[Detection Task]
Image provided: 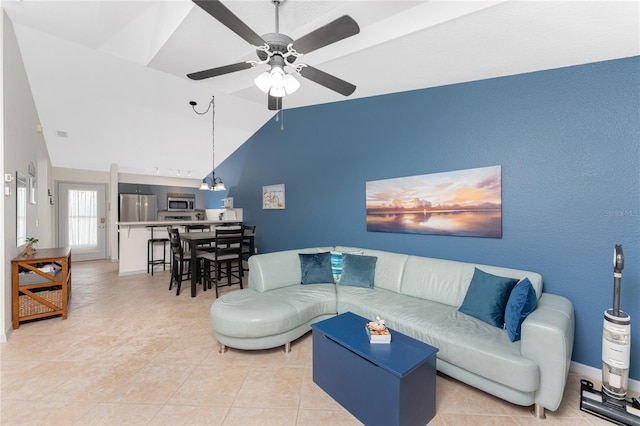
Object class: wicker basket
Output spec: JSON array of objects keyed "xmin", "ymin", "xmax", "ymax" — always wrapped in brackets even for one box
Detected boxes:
[{"xmin": 18, "ymin": 290, "xmax": 62, "ymax": 317}]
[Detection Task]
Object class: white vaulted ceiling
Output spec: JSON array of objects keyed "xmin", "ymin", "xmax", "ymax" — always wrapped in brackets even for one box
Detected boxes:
[{"xmin": 4, "ymin": 0, "xmax": 639, "ymax": 180}]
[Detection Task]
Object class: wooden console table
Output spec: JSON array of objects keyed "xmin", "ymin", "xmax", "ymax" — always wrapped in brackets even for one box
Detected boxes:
[{"xmin": 11, "ymin": 247, "xmax": 72, "ymax": 329}]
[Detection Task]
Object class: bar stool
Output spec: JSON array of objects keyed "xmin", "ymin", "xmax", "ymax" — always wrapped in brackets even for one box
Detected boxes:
[{"xmin": 147, "ymin": 225, "xmax": 170, "ymax": 276}]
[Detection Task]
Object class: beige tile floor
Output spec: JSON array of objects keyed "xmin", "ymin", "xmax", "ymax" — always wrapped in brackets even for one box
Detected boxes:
[{"xmin": 0, "ymin": 260, "xmax": 628, "ymax": 425}]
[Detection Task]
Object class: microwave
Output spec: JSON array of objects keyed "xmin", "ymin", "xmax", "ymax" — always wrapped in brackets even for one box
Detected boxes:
[{"xmin": 167, "ymin": 193, "xmax": 195, "ymax": 211}]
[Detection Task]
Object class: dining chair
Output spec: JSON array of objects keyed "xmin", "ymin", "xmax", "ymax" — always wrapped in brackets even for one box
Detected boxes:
[
  {"xmin": 167, "ymin": 227, "xmax": 206, "ymax": 296},
  {"xmin": 241, "ymin": 225, "xmax": 256, "ymax": 274},
  {"xmin": 210, "ymin": 224, "xmax": 241, "ymax": 250},
  {"xmin": 184, "ymin": 223, "xmax": 213, "ymax": 250},
  {"xmin": 201, "ymin": 228, "xmax": 244, "ymax": 297},
  {"xmin": 215, "ymin": 224, "xmax": 248, "ymax": 275}
]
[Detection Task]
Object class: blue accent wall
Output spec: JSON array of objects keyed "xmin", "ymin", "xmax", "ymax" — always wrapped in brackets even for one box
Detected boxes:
[{"xmin": 209, "ymin": 57, "xmax": 640, "ymax": 379}]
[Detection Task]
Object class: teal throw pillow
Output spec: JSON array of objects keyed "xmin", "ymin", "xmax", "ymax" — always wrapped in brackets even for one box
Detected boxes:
[
  {"xmin": 504, "ymin": 278, "xmax": 537, "ymax": 342},
  {"xmin": 329, "ymin": 250, "xmax": 364, "ymax": 283},
  {"xmin": 338, "ymin": 254, "xmax": 377, "ymax": 288},
  {"xmin": 330, "ymin": 251, "xmax": 343, "ymax": 283},
  {"xmin": 299, "ymin": 252, "xmax": 334, "ymax": 284},
  {"xmin": 458, "ymin": 268, "xmax": 518, "ymax": 328}
]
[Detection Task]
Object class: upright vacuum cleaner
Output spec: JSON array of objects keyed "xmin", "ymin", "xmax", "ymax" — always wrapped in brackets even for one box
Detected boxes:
[{"xmin": 580, "ymin": 244, "xmax": 640, "ymax": 425}]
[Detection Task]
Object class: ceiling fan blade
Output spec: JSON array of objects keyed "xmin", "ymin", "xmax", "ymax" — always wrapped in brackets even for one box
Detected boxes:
[
  {"xmin": 187, "ymin": 62, "xmax": 253, "ymax": 80},
  {"xmin": 193, "ymin": 0, "xmax": 266, "ymax": 47},
  {"xmin": 268, "ymin": 94, "xmax": 283, "ymax": 111},
  {"xmin": 291, "ymin": 15, "xmax": 360, "ymax": 55},
  {"xmin": 298, "ymin": 65, "xmax": 356, "ymax": 96}
]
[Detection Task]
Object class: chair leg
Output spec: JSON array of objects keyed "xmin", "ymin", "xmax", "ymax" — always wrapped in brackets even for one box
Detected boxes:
[
  {"xmin": 214, "ymin": 262, "xmax": 220, "ymax": 298},
  {"xmin": 202, "ymin": 259, "xmax": 207, "ymax": 292},
  {"xmin": 175, "ymin": 260, "xmax": 183, "ymax": 296},
  {"xmin": 169, "ymin": 258, "xmax": 176, "ymax": 290},
  {"xmin": 202, "ymin": 259, "xmax": 210, "ymax": 290},
  {"xmin": 208, "ymin": 263, "xmax": 213, "ymax": 290}
]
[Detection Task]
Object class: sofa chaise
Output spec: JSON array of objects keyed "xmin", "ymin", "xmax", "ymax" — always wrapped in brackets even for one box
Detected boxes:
[{"xmin": 209, "ymin": 246, "xmax": 575, "ymax": 417}]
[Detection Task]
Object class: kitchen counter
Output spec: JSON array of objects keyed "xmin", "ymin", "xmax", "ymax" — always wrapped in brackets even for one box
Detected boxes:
[
  {"xmin": 118, "ymin": 219, "xmax": 236, "ymax": 228},
  {"xmin": 117, "ymin": 219, "xmax": 241, "ymax": 276}
]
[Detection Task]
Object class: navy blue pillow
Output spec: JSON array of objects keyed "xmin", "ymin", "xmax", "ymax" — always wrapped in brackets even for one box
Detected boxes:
[
  {"xmin": 504, "ymin": 278, "xmax": 537, "ymax": 341},
  {"xmin": 338, "ymin": 254, "xmax": 377, "ymax": 288},
  {"xmin": 458, "ymin": 268, "xmax": 518, "ymax": 328},
  {"xmin": 299, "ymin": 252, "xmax": 334, "ymax": 284}
]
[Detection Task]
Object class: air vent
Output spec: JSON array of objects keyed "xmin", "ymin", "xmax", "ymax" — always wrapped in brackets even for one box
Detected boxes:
[{"xmin": 56, "ymin": 130, "xmax": 68, "ymax": 138}]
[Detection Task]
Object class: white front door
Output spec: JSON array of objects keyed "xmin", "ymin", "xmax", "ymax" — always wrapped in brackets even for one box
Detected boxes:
[{"xmin": 57, "ymin": 182, "xmax": 108, "ymax": 261}]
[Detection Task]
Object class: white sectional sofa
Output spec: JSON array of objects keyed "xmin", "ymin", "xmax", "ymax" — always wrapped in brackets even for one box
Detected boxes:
[{"xmin": 209, "ymin": 246, "xmax": 575, "ymax": 417}]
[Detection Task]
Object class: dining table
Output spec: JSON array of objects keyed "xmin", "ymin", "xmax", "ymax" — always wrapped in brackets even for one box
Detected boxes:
[{"xmin": 179, "ymin": 230, "xmax": 254, "ymax": 297}]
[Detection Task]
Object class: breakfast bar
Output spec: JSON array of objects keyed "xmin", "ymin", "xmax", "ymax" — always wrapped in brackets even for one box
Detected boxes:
[{"xmin": 117, "ymin": 219, "xmax": 240, "ymax": 276}]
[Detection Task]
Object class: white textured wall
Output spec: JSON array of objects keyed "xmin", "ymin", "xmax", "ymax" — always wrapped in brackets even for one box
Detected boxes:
[{"xmin": 2, "ymin": 11, "xmax": 52, "ymax": 340}]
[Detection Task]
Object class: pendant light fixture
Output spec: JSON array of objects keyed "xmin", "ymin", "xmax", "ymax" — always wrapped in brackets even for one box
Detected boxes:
[{"xmin": 190, "ymin": 96, "xmax": 226, "ymax": 191}]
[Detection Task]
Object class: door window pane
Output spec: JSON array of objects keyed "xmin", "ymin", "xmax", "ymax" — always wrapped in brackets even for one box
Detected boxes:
[{"xmin": 68, "ymin": 190, "xmax": 97, "ymax": 250}]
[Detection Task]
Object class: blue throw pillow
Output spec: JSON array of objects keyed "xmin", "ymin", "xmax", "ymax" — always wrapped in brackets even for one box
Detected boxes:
[
  {"xmin": 330, "ymin": 251, "xmax": 344, "ymax": 283},
  {"xmin": 299, "ymin": 252, "xmax": 334, "ymax": 284},
  {"xmin": 338, "ymin": 254, "xmax": 377, "ymax": 288},
  {"xmin": 330, "ymin": 250, "xmax": 364, "ymax": 283},
  {"xmin": 504, "ymin": 278, "xmax": 537, "ymax": 342},
  {"xmin": 458, "ymin": 268, "xmax": 518, "ymax": 328}
]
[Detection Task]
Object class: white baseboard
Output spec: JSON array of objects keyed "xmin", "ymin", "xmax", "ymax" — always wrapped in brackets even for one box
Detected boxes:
[
  {"xmin": 0, "ymin": 325, "xmax": 12, "ymax": 343},
  {"xmin": 571, "ymin": 361, "xmax": 640, "ymax": 394}
]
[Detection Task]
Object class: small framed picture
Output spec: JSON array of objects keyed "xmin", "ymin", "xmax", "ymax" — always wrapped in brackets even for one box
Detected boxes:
[{"xmin": 263, "ymin": 184, "xmax": 285, "ymax": 209}]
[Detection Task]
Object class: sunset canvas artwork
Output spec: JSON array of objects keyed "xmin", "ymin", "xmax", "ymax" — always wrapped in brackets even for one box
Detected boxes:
[{"xmin": 366, "ymin": 165, "xmax": 502, "ymax": 238}]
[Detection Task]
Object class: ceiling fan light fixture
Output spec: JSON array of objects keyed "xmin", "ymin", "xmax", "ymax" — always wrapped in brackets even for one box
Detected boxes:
[
  {"xmin": 259, "ymin": 66, "xmax": 299, "ymax": 98},
  {"xmin": 269, "ymin": 85, "xmax": 286, "ymax": 98},
  {"xmin": 188, "ymin": 1, "xmax": 360, "ymax": 108},
  {"xmin": 268, "ymin": 65, "xmax": 286, "ymax": 89},
  {"xmin": 284, "ymin": 73, "xmax": 300, "ymax": 94},
  {"xmin": 254, "ymin": 71, "xmax": 271, "ymax": 93}
]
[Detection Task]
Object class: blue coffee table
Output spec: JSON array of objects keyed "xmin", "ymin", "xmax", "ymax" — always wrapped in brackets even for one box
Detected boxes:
[{"xmin": 311, "ymin": 312, "xmax": 439, "ymax": 426}]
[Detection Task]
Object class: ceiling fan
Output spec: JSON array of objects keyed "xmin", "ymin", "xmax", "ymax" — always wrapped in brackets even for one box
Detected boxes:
[{"xmin": 187, "ymin": 0, "xmax": 360, "ymax": 110}]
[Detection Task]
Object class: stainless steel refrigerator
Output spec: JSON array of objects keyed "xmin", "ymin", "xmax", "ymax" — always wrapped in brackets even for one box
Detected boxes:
[{"xmin": 119, "ymin": 194, "xmax": 157, "ymax": 222}]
